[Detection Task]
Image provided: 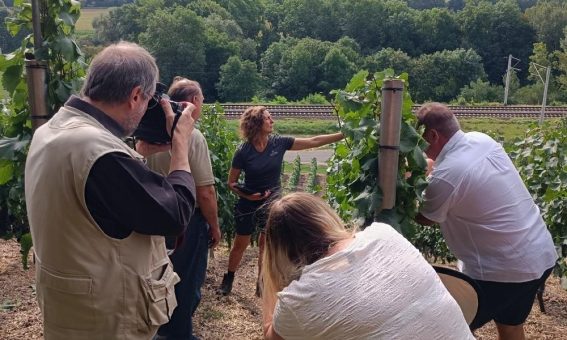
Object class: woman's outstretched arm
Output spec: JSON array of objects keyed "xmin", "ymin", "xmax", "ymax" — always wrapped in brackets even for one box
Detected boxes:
[{"xmin": 290, "ymin": 132, "xmax": 344, "ymax": 151}]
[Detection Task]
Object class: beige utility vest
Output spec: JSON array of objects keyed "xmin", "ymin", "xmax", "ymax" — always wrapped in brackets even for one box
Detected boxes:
[{"xmin": 25, "ymin": 106, "xmax": 179, "ymax": 339}]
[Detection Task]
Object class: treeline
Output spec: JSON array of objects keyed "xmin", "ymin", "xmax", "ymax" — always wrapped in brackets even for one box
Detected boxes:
[
  {"xmin": 4, "ymin": 0, "xmax": 567, "ymax": 104},
  {"xmin": 79, "ymin": 0, "xmax": 132, "ymax": 7}
]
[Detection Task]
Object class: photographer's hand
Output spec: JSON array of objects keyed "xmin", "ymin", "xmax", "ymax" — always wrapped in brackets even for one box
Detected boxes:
[
  {"xmin": 162, "ymin": 99, "xmax": 196, "ymax": 139},
  {"xmin": 162, "ymin": 99, "xmax": 195, "ymax": 174}
]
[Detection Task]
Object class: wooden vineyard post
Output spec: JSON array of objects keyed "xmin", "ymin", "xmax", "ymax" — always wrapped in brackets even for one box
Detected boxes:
[
  {"xmin": 377, "ymin": 79, "xmax": 403, "ymax": 211},
  {"xmin": 27, "ymin": 0, "xmax": 49, "ymax": 131}
]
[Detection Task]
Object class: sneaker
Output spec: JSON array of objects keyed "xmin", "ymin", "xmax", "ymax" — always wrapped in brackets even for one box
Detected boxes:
[{"xmin": 218, "ymin": 273, "xmax": 234, "ymax": 296}]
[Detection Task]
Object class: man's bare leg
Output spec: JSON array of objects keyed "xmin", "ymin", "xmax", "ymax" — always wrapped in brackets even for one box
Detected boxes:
[{"xmin": 495, "ymin": 322, "xmax": 525, "ymax": 340}]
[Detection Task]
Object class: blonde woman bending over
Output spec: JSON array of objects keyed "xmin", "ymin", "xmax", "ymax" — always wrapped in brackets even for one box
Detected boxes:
[{"xmin": 262, "ymin": 193, "xmax": 474, "ymax": 340}]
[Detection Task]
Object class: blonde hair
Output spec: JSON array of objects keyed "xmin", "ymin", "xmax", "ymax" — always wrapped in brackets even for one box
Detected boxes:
[
  {"xmin": 262, "ymin": 192, "xmax": 355, "ymax": 301},
  {"xmin": 239, "ymin": 106, "xmax": 268, "ymax": 142}
]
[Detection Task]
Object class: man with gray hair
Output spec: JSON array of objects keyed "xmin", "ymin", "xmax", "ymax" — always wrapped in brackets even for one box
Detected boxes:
[
  {"xmin": 415, "ymin": 102, "xmax": 557, "ymax": 340},
  {"xmin": 25, "ymin": 42, "xmax": 197, "ymax": 339}
]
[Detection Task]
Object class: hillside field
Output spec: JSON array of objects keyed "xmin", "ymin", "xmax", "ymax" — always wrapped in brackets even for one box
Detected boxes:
[{"xmin": 75, "ymin": 7, "xmax": 111, "ymax": 32}]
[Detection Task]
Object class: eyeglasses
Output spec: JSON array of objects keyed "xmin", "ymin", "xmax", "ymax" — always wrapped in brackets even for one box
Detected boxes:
[{"xmin": 147, "ymin": 82, "xmax": 170, "ymax": 110}]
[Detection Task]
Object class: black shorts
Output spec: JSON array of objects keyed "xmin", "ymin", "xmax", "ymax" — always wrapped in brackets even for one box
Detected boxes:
[
  {"xmin": 234, "ymin": 200, "xmax": 270, "ymax": 236},
  {"xmin": 470, "ymin": 266, "xmax": 554, "ymax": 329}
]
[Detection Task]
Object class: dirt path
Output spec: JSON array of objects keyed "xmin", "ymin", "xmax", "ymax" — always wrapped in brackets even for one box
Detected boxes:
[{"xmin": 1, "ymin": 239, "xmax": 566, "ymax": 339}]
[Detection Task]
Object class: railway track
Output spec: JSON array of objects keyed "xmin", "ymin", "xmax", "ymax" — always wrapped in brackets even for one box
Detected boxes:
[{"xmin": 217, "ymin": 104, "xmax": 567, "ymax": 119}]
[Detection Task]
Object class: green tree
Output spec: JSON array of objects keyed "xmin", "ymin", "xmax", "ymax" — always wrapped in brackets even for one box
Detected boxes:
[
  {"xmin": 557, "ymin": 27, "xmax": 567, "ymax": 97},
  {"xmin": 204, "ymin": 13, "xmax": 243, "ymax": 40},
  {"xmin": 458, "ymin": 78, "xmax": 504, "ymax": 104},
  {"xmin": 405, "ymin": 0, "xmax": 445, "ymax": 10},
  {"xmin": 259, "ymin": 0, "xmax": 284, "ymax": 52},
  {"xmin": 139, "ymin": 6, "xmax": 207, "ymax": 86},
  {"xmin": 459, "ymin": 0, "xmax": 536, "ymax": 84},
  {"xmin": 340, "ymin": 0, "xmax": 391, "ymax": 53},
  {"xmin": 260, "ymin": 37, "xmax": 361, "ymax": 100},
  {"xmin": 526, "ymin": 0, "xmax": 567, "ymax": 52},
  {"xmin": 414, "ymin": 8, "xmax": 461, "ymax": 54},
  {"xmin": 364, "ymin": 48, "xmax": 412, "ymax": 75},
  {"xmin": 511, "ymin": 83, "xmax": 545, "ymax": 105},
  {"xmin": 517, "ymin": 0, "xmax": 539, "ymax": 11},
  {"xmin": 217, "ymin": 0, "xmax": 265, "ymax": 38},
  {"xmin": 410, "ymin": 48, "xmax": 485, "ymax": 103},
  {"xmin": 93, "ymin": 0, "xmax": 164, "ymax": 43},
  {"xmin": 446, "ymin": 0, "xmax": 465, "ymax": 11},
  {"xmin": 278, "ymin": 0, "xmax": 341, "ymax": 42},
  {"xmin": 201, "ymin": 15, "xmax": 241, "ymax": 100},
  {"xmin": 187, "ymin": 0, "xmax": 233, "ymax": 19},
  {"xmin": 526, "ymin": 42, "xmax": 563, "ymax": 104},
  {"xmin": 259, "ymin": 38, "xmax": 290, "ymax": 98},
  {"xmin": 282, "ymin": 38, "xmax": 329, "ymax": 99},
  {"xmin": 217, "ymin": 55, "xmax": 262, "ymax": 102},
  {"xmin": 319, "ymin": 47, "xmax": 358, "ymax": 93},
  {"xmin": 382, "ymin": 6, "xmax": 421, "ymax": 55}
]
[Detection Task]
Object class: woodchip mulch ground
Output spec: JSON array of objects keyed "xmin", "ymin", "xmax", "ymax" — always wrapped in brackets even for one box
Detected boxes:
[{"xmin": 1, "ymin": 238, "xmax": 566, "ymax": 339}]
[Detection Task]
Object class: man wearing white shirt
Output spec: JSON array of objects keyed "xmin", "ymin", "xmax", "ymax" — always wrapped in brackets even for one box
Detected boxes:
[{"xmin": 415, "ymin": 102, "xmax": 557, "ymax": 340}]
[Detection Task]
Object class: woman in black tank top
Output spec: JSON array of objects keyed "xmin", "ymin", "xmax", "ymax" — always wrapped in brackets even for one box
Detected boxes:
[{"xmin": 218, "ymin": 106, "xmax": 344, "ymax": 297}]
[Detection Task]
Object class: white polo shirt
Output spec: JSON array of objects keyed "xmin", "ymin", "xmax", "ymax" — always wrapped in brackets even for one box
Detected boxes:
[{"xmin": 421, "ymin": 131, "xmax": 557, "ymax": 282}]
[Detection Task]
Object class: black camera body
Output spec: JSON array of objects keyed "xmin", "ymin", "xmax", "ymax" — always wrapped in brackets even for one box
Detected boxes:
[{"xmin": 133, "ymin": 82, "xmax": 183, "ymax": 144}]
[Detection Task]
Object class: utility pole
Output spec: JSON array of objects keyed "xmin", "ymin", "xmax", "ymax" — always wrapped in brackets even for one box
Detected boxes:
[
  {"xmin": 531, "ymin": 62, "xmax": 551, "ymax": 126},
  {"xmin": 541, "ymin": 66, "xmax": 551, "ymax": 126},
  {"xmin": 503, "ymin": 54, "xmax": 521, "ymax": 106}
]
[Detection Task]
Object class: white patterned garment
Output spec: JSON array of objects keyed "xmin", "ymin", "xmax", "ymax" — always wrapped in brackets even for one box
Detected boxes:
[{"xmin": 273, "ymin": 223, "xmax": 475, "ymax": 340}]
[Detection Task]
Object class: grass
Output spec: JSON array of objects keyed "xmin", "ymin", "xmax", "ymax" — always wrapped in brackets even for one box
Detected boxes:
[
  {"xmin": 199, "ymin": 305, "xmax": 224, "ymax": 321},
  {"xmin": 273, "ymin": 118, "xmax": 339, "ymax": 135},
  {"xmin": 282, "ymin": 160, "xmax": 327, "ymax": 175},
  {"xmin": 225, "ymin": 118, "xmax": 339, "ymax": 136},
  {"xmin": 0, "ymin": 300, "xmax": 17, "ymax": 312},
  {"xmin": 76, "ymin": 7, "xmax": 112, "ymax": 32},
  {"xmin": 460, "ymin": 117, "xmax": 561, "ymax": 143},
  {"xmin": 225, "ymin": 116, "xmax": 558, "ymax": 142}
]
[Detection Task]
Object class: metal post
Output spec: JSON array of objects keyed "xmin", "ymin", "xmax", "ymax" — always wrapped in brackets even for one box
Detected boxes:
[
  {"xmin": 378, "ymin": 79, "xmax": 403, "ymax": 211},
  {"xmin": 504, "ymin": 54, "xmax": 512, "ymax": 105},
  {"xmin": 27, "ymin": 0, "xmax": 49, "ymax": 131},
  {"xmin": 538, "ymin": 66, "xmax": 551, "ymax": 126},
  {"xmin": 31, "ymin": 0, "xmax": 43, "ymax": 49},
  {"xmin": 25, "ymin": 59, "xmax": 49, "ymax": 130}
]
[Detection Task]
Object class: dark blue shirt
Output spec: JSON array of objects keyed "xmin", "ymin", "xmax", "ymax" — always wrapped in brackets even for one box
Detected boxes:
[{"xmin": 232, "ymin": 135, "xmax": 295, "ymax": 194}]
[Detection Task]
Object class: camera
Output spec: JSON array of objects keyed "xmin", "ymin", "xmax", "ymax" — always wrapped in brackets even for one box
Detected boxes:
[{"xmin": 132, "ymin": 82, "xmax": 184, "ymax": 144}]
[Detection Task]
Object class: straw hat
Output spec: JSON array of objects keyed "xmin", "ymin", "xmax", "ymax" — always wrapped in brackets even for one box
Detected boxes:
[{"xmin": 433, "ymin": 265, "xmax": 481, "ymax": 325}]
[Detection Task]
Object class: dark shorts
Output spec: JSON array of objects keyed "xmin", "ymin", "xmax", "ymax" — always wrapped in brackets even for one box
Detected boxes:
[
  {"xmin": 234, "ymin": 200, "xmax": 270, "ymax": 236},
  {"xmin": 470, "ymin": 266, "xmax": 554, "ymax": 329}
]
